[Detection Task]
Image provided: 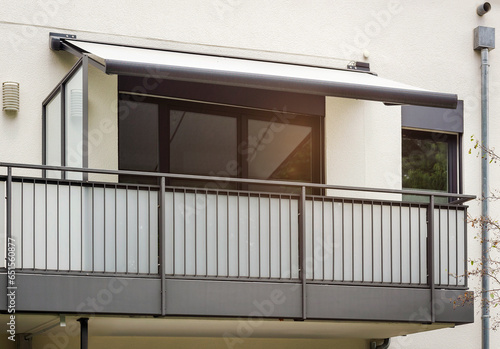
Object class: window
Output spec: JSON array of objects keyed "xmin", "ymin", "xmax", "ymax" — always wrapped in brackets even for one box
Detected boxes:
[
  {"xmin": 118, "ymin": 96, "xmax": 322, "ymax": 192},
  {"xmin": 402, "ymin": 129, "xmax": 457, "ymax": 193},
  {"xmin": 401, "ymin": 102, "xmax": 463, "ymax": 200},
  {"xmin": 43, "ymin": 60, "xmax": 85, "ymax": 180}
]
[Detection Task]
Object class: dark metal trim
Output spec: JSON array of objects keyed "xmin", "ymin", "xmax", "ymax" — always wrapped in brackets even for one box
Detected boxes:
[
  {"xmin": 402, "ymin": 129, "xmax": 460, "ymax": 196},
  {"xmin": 459, "ymin": 134, "xmax": 464, "ymax": 194},
  {"xmin": 299, "ymin": 186, "xmax": 307, "ymax": 320},
  {"xmin": 402, "ymin": 100, "xmax": 464, "ymax": 133},
  {"xmin": 105, "ymin": 59, "xmax": 457, "ymax": 109},
  {"xmin": 60, "ymin": 41, "xmax": 85, "ymax": 58},
  {"xmin": 42, "ymin": 59, "xmax": 83, "ymax": 106},
  {"xmin": 427, "ymin": 195, "xmax": 436, "ymax": 323},
  {"xmin": 42, "ymin": 98, "xmax": 47, "ymax": 175},
  {"xmin": 0, "ymin": 162, "xmax": 476, "ymax": 202},
  {"xmin": 5, "ymin": 168, "xmax": 12, "ymax": 309},
  {"xmin": 88, "ymin": 56, "xmax": 106, "ymax": 72},
  {"xmin": 61, "ymin": 84, "xmax": 66, "ymax": 178},
  {"xmin": 82, "ymin": 55, "xmax": 89, "ymax": 181},
  {"xmin": 49, "ymin": 32, "xmax": 77, "ymax": 51},
  {"xmin": 4, "ymin": 269, "xmax": 159, "ymax": 278},
  {"xmin": 159, "ymin": 177, "xmax": 166, "ymax": 316}
]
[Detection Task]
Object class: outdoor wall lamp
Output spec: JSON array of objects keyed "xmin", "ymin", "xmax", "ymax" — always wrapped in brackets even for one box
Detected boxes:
[
  {"xmin": 2, "ymin": 81, "xmax": 20, "ymax": 112},
  {"xmin": 477, "ymin": 2, "xmax": 491, "ymax": 16}
]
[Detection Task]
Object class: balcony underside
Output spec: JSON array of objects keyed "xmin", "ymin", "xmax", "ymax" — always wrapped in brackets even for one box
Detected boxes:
[{"xmin": 0, "ymin": 313, "xmax": 458, "ymax": 347}]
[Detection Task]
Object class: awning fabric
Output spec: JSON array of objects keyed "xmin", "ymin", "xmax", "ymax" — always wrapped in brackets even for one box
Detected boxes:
[{"xmin": 58, "ymin": 39, "xmax": 458, "ymax": 109}]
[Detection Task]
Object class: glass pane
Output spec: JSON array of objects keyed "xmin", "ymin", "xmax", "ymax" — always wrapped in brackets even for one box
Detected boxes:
[
  {"xmin": 45, "ymin": 91, "xmax": 62, "ymax": 179},
  {"xmin": 247, "ymin": 119, "xmax": 312, "ymax": 193},
  {"xmin": 402, "ymin": 130, "xmax": 448, "ymax": 192},
  {"xmin": 119, "ymin": 100, "xmax": 159, "ymax": 172},
  {"xmin": 170, "ymin": 110, "xmax": 237, "ymax": 188},
  {"xmin": 65, "ymin": 67, "xmax": 83, "ymax": 180},
  {"xmin": 247, "ymin": 120, "xmax": 312, "ymax": 181}
]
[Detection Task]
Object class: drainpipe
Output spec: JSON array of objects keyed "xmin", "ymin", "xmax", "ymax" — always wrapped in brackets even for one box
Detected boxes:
[
  {"xmin": 473, "ymin": 25, "xmax": 495, "ymax": 349},
  {"xmin": 370, "ymin": 338, "xmax": 390, "ymax": 349}
]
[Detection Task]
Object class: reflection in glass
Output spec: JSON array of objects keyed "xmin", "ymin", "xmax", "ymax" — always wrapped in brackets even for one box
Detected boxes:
[
  {"xmin": 169, "ymin": 110, "xmax": 237, "ymax": 188},
  {"xmin": 247, "ymin": 119, "xmax": 312, "ymax": 193},
  {"xmin": 402, "ymin": 130, "xmax": 448, "ymax": 192},
  {"xmin": 119, "ymin": 101, "xmax": 159, "ymax": 171},
  {"xmin": 65, "ymin": 67, "xmax": 83, "ymax": 180},
  {"xmin": 247, "ymin": 120, "xmax": 312, "ymax": 181},
  {"xmin": 118, "ymin": 100, "xmax": 159, "ymax": 184}
]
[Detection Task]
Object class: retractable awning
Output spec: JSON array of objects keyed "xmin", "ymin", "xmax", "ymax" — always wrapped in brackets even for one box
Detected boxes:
[{"xmin": 52, "ymin": 37, "xmax": 458, "ymax": 109}]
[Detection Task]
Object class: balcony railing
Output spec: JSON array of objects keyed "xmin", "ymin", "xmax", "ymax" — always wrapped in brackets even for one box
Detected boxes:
[{"xmin": 0, "ymin": 163, "xmax": 474, "ymax": 291}]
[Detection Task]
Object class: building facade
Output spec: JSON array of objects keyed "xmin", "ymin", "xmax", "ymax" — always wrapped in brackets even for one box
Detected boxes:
[{"xmin": 0, "ymin": 1, "xmax": 499, "ymax": 348}]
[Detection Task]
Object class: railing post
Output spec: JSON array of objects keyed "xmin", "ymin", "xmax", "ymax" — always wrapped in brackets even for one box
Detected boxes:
[
  {"xmin": 77, "ymin": 318, "xmax": 89, "ymax": 349},
  {"xmin": 6, "ymin": 167, "xmax": 12, "ymax": 308},
  {"xmin": 6, "ymin": 166, "xmax": 12, "ymax": 256},
  {"xmin": 299, "ymin": 186, "xmax": 307, "ymax": 320},
  {"xmin": 427, "ymin": 195, "xmax": 435, "ymax": 323},
  {"xmin": 159, "ymin": 177, "xmax": 166, "ymax": 316},
  {"xmin": 464, "ymin": 206, "xmax": 469, "ymax": 288}
]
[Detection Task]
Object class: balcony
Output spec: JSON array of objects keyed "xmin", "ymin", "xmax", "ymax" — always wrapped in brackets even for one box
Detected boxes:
[{"xmin": 0, "ymin": 163, "xmax": 474, "ymax": 326}]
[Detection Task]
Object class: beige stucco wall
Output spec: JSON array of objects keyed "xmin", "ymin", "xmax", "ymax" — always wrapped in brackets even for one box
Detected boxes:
[
  {"xmin": 87, "ymin": 64, "xmax": 118, "ymax": 182},
  {"xmin": 0, "ymin": 0, "xmax": 499, "ymax": 347},
  {"xmin": 32, "ymin": 335, "xmax": 368, "ymax": 349},
  {"xmin": 325, "ymin": 97, "xmax": 401, "ymax": 200}
]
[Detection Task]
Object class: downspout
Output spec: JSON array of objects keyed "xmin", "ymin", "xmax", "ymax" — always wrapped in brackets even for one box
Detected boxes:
[
  {"xmin": 473, "ymin": 24, "xmax": 495, "ymax": 349},
  {"xmin": 481, "ymin": 46, "xmax": 490, "ymax": 349},
  {"xmin": 370, "ymin": 338, "xmax": 390, "ymax": 349}
]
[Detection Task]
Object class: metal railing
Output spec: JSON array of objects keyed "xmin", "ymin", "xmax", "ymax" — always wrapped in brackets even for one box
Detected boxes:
[{"xmin": 0, "ymin": 162, "xmax": 474, "ymax": 316}]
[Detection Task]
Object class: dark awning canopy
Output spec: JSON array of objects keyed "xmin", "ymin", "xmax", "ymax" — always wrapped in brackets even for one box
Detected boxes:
[{"xmin": 53, "ymin": 37, "xmax": 458, "ymax": 109}]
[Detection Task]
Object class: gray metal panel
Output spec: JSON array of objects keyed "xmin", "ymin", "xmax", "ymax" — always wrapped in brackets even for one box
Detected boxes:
[
  {"xmin": 402, "ymin": 100, "xmax": 463, "ymax": 133},
  {"xmin": 434, "ymin": 289, "xmax": 474, "ymax": 324},
  {"xmin": 306, "ymin": 284, "xmax": 431, "ymax": 322},
  {"xmin": 7, "ymin": 274, "xmax": 473, "ymax": 324},
  {"xmin": 165, "ymin": 279, "xmax": 302, "ymax": 318},
  {"xmin": 15, "ymin": 274, "xmax": 160, "ymax": 315}
]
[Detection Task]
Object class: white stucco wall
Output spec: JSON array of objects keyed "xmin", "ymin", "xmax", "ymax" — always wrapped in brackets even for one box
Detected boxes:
[{"xmin": 0, "ymin": 0, "xmax": 499, "ymax": 348}]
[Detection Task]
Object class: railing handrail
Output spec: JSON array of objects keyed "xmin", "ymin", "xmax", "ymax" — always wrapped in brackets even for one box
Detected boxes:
[{"xmin": 0, "ymin": 162, "xmax": 476, "ymax": 203}]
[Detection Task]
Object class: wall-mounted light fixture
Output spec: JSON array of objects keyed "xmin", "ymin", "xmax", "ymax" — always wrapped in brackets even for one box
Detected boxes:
[{"xmin": 2, "ymin": 81, "xmax": 20, "ymax": 112}]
